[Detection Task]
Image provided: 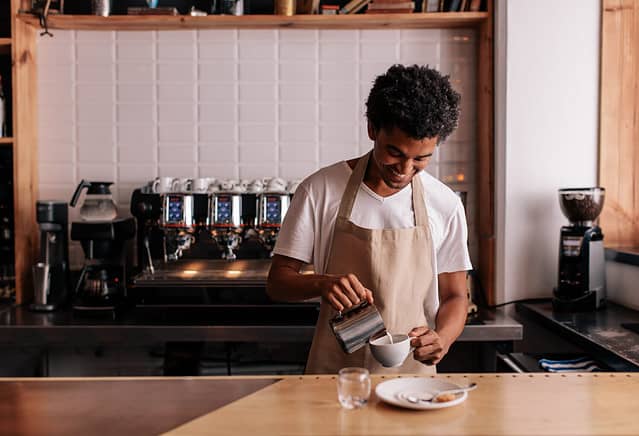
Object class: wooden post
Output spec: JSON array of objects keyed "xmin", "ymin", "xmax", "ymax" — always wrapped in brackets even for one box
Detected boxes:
[
  {"xmin": 12, "ymin": 0, "xmax": 38, "ymax": 304},
  {"xmin": 477, "ymin": 0, "xmax": 494, "ymax": 304},
  {"xmin": 599, "ymin": 0, "xmax": 639, "ymax": 248}
]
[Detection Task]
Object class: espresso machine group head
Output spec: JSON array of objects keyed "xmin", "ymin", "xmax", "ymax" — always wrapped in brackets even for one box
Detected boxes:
[
  {"xmin": 553, "ymin": 187, "xmax": 606, "ymax": 312},
  {"xmin": 131, "ymin": 188, "xmax": 215, "ymax": 270},
  {"xmin": 257, "ymin": 192, "xmax": 290, "ymax": 254}
]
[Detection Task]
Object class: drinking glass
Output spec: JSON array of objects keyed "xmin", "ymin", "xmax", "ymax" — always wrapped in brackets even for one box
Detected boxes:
[{"xmin": 337, "ymin": 367, "xmax": 371, "ymax": 409}]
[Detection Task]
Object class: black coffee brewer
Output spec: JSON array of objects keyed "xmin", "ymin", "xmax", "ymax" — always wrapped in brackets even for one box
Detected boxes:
[
  {"xmin": 553, "ymin": 187, "xmax": 606, "ymax": 312},
  {"xmin": 71, "ymin": 219, "xmax": 135, "ymax": 311},
  {"xmin": 70, "ymin": 180, "xmax": 135, "ymax": 312},
  {"xmin": 30, "ymin": 201, "xmax": 70, "ymax": 311}
]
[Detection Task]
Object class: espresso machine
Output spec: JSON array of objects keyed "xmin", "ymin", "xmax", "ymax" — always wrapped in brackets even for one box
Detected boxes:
[
  {"xmin": 128, "ymin": 178, "xmax": 296, "ymax": 276},
  {"xmin": 553, "ymin": 187, "xmax": 606, "ymax": 312},
  {"xmin": 30, "ymin": 201, "xmax": 70, "ymax": 311}
]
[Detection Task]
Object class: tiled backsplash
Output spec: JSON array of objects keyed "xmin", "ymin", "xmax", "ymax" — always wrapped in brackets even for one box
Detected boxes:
[{"xmin": 37, "ymin": 27, "xmax": 478, "ymax": 265}]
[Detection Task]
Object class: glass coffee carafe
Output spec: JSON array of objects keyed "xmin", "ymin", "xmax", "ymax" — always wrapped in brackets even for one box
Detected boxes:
[{"xmin": 70, "ymin": 180, "xmax": 118, "ymax": 222}]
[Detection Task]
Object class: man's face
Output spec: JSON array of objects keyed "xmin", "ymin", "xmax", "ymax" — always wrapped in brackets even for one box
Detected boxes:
[{"xmin": 368, "ymin": 124, "xmax": 438, "ymax": 191}]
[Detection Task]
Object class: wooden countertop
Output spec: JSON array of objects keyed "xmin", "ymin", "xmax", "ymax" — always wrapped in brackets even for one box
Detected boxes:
[
  {"xmin": 0, "ymin": 376, "xmax": 277, "ymax": 436},
  {"xmin": 1, "ymin": 374, "xmax": 637, "ymax": 435}
]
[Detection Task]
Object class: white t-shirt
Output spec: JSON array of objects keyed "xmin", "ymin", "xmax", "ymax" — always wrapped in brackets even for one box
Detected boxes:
[{"xmin": 273, "ymin": 161, "xmax": 473, "ymax": 289}]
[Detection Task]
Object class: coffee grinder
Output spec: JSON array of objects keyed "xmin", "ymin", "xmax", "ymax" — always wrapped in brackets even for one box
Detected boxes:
[
  {"xmin": 30, "ymin": 201, "xmax": 70, "ymax": 311},
  {"xmin": 553, "ymin": 187, "xmax": 606, "ymax": 312}
]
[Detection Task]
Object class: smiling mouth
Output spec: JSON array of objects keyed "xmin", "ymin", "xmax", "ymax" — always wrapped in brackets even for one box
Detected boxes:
[{"xmin": 387, "ymin": 167, "xmax": 409, "ymax": 183}]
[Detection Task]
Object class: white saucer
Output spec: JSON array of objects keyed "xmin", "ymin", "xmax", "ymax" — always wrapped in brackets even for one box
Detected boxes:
[{"xmin": 375, "ymin": 378, "xmax": 469, "ymax": 410}]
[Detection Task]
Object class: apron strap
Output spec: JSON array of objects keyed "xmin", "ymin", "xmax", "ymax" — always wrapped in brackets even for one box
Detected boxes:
[
  {"xmin": 337, "ymin": 152, "xmax": 370, "ymax": 220},
  {"xmin": 411, "ymin": 172, "xmax": 429, "ymax": 228}
]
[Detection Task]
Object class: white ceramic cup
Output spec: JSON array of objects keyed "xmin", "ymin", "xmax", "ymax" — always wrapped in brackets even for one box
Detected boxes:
[
  {"xmin": 208, "ymin": 183, "xmax": 220, "ymax": 193},
  {"xmin": 369, "ymin": 333, "xmax": 415, "ymax": 368},
  {"xmin": 192, "ymin": 177, "xmax": 214, "ymax": 193},
  {"xmin": 152, "ymin": 177, "xmax": 177, "ymax": 194},
  {"xmin": 229, "ymin": 179, "xmax": 246, "ymax": 193},
  {"xmin": 267, "ymin": 177, "xmax": 287, "ymax": 193},
  {"xmin": 219, "ymin": 179, "xmax": 235, "ymax": 192},
  {"xmin": 172, "ymin": 178, "xmax": 193, "ymax": 192},
  {"xmin": 247, "ymin": 179, "xmax": 265, "ymax": 193}
]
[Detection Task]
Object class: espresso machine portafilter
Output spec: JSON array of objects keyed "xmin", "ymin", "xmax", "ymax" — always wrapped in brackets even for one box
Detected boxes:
[
  {"xmin": 211, "ymin": 192, "xmax": 244, "ymax": 260},
  {"xmin": 30, "ymin": 201, "xmax": 70, "ymax": 311}
]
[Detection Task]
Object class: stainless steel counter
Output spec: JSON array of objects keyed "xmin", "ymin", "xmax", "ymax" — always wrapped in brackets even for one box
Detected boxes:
[
  {"xmin": 0, "ymin": 305, "xmax": 521, "ymax": 346},
  {"xmin": 0, "ymin": 260, "xmax": 521, "ymax": 347},
  {"xmin": 132, "ymin": 259, "xmax": 313, "ymax": 288},
  {"xmin": 517, "ymin": 301, "xmax": 639, "ymax": 371}
]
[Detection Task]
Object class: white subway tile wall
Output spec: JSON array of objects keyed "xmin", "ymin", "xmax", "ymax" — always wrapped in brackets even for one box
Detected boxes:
[{"xmin": 37, "ymin": 28, "xmax": 478, "ymax": 263}]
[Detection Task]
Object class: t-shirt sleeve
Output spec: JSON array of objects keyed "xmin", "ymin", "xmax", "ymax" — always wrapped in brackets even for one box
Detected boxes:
[
  {"xmin": 437, "ymin": 199, "xmax": 473, "ymax": 273},
  {"xmin": 272, "ymin": 183, "xmax": 315, "ymax": 264}
]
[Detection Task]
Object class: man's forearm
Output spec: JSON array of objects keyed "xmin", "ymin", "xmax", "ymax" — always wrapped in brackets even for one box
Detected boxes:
[
  {"xmin": 434, "ymin": 294, "xmax": 468, "ymax": 346},
  {"xmin": 267, "ymin": 267, "xmax": 328, "ymax": 302}
]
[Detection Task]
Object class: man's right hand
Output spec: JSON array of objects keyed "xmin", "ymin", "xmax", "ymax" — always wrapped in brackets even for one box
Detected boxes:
[{"xmin": 321, "ymin": 273, "xmax": 374, "ymax": 312}]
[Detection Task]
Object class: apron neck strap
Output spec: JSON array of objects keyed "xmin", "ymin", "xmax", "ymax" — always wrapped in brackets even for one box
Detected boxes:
[
  {"xmin": 337, "ymin": 152, "xmax": 369, "ymax": 219},
  {"xmin": 411, "ymin": 170, "xmax": 428, "ymax": 227},
  {"xmin": 338, "ymin": 151, "xmax": 429, "ymax": 228}
]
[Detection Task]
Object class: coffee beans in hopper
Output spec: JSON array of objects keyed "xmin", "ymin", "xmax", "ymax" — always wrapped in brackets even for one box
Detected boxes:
[{"xmin": 560, "ymin": 193, "xmax": 604, "ymax": 223}]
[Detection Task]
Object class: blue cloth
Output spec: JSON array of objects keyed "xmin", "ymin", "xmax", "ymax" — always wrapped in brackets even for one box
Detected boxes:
[{"xmin": 538, "ymin": 357, "xmax": 602, "ymax": 372}]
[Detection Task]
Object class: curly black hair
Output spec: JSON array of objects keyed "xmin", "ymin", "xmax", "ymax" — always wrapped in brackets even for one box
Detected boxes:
[{"xmin": 365, "ymin": 64, "xmax": 461, "ymax": 143}]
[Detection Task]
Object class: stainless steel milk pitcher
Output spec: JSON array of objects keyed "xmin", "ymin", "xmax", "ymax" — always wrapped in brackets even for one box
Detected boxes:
[{"xmin": 330, "ymin": 300, "xmax": 386, "ymax": 354}]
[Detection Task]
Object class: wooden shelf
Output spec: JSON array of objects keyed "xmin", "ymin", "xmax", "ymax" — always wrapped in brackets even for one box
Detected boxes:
[
  {"xmin": 0, "ymin": 38, "xmax": 11, "ymax": 46},
  {"xmin": 0, "ymin": 137, "xmax": 13, "ymax": 144},
  {"xmin": 17, "ymin": 12, "xmax": 489, "ymax": 31}
]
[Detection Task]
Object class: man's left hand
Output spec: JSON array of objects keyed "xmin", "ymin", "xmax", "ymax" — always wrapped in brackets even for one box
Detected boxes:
[{"xmin": 408, "ymin": 326, "xmax": 450, "ymax": 366}]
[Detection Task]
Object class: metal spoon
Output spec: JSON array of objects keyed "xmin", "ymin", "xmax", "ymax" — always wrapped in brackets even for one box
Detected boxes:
[{"xmin": 404, "ymin": 382, "xmax": 477, "ymax": 404}]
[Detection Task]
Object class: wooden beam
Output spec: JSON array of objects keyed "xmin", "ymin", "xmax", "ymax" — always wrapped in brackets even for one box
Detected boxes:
[
  {"xmin": 599, "ymin": 0, "xmax": 639, "ymax": 248},
  {"xmin": 17, "ymin": 12, "xmax": 489, "ymax": 31},
  {"xmin": 12, "ymin": 0, "xmax": 38, "ymax": 305},
  {"xmin": 477, "ymin": 0, "xmax": 494, "ymax": 304}
]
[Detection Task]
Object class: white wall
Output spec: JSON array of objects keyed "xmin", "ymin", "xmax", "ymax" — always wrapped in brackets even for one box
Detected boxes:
[
  {"xmin": 496, "ymin": 0, "xmax": 601, "ymax": 303},
  {"xmin": 606, "ymin": 261, "xmax": 639, "ymax": 311},
  {"xmin": 37, "ymin": 28, "xmax": 478, "ymax": 210},
  {"xmin": 36, "ymin": 28, "xmax": 479, "ymax": 267}
]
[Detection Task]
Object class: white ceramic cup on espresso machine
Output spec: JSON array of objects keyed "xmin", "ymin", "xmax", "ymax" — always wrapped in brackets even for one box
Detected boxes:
[
  {"xmin": 152, "ymin": 177, "xmax": 177, "ymax": 194},
  {"xmin": 192, "ymin": 177, "xmax": 215, "ymax": 194},
  {"xmin": 172, "ymin": 178, "xmax": 193, "ymax": 193}
]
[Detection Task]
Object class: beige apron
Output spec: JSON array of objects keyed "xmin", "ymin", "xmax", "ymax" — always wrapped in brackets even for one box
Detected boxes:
[{"xmin": 305, "ymin": 152, "xmax": 437, "ymax": 374}]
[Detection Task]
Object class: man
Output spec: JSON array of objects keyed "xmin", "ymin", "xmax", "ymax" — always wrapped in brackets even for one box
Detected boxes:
[{"xmin": 267, "ymin": 64, "xmax": 472, "ymax": 374}]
